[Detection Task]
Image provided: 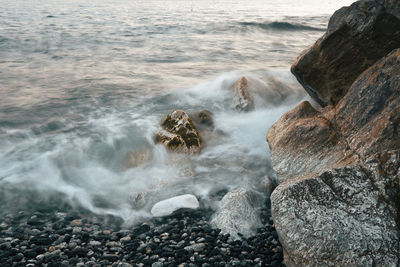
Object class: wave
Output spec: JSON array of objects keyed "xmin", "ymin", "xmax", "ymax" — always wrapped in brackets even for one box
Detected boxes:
[{"xmin": 240, "ymin": 21, "xmax": 326, "ymax": 32}]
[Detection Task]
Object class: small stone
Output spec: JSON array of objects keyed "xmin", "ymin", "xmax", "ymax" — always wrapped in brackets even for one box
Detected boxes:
[
  {"xmin": 184, "ymin": 243, "xmax": 206, "ymax": 252},
  {"xmin": 72, "ymin": 227, "xmax": 82, "ymax": 234},
  {"xmin": 36, "ymin": 254, "xmax": 45, "ymax": 261},
  {"xmin": 103, "ymin": 230, "xmax": 111, "ymax": 235},
  {"xmin": 71, "ymin": 219, "xmax": 83, "ymax": 226},
  {"xmin": 90, "ymin": 240, "xmax": 102, "ymax": 246},
  {"xmin": 49, "ymin": 246, "xmax": 56, "ymax": 252},
  {"xmin": 160, "ymin": 233, "xmax": 169, "ymax": 240},
  {"xmin": 120, "ymin": 236, "xmax": 131, "ymax": 243}
]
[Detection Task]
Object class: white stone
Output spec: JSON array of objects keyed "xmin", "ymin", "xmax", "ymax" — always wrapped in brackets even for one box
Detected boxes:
[{"xmin": 150, "ymin": 194, "xmax": 199, "ymax": 217}]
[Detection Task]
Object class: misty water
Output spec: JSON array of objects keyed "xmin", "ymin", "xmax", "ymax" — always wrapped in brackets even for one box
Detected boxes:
[{"xmin": 0, "ymin": 0, "xmax": 354, "ymax": 222}]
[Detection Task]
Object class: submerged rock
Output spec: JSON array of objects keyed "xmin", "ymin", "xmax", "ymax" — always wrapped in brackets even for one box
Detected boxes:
[
  {"xmin": 233, "ymin": 76, "xmax": 255, "ymax": 111},
  {"xmin": 150, "ymin": 194, "xmax": 200, "ymax": 217},
  {"xmin": 210, "ymin": 188, "xmax": 262, "ymax": 240},
  {"xmin": 124, "ymin": 148, "xmax": 152, "ymax": 168},
  {"xmin": 155, "ymin": 110, "xmax": 202, "ymax": 154},
  {"xmin": 291, "ymin": 0, "xmax": 400, "ymax": 106},
  {"xmin": 191, "ymin": 110, "xmax": 214, "ymax": 130},
  {"xmin": 269, "ymin": 42, "xmax": 400, "ymax": 266}
]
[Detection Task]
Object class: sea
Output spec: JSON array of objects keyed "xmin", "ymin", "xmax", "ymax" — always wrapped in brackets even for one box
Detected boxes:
[{"xmin": 0, "ymin": 0, "xmax": 354, "ymax": 222}]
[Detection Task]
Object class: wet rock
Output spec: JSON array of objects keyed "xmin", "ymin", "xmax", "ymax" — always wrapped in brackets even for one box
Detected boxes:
[
  {"xmin": 210, "ymin": 188, "xmax": 262, "ymax": 240},
  {"xmin": 191, "ymin": 110, "xmax": 214, "ymax": 131},
  {"xmin": 155, "ymin": 110, "xmax": 202, "ymax": 154},
  {"xmin": 124, "ymin": 148, "xmax": 153, "ymax": 168},
  {"xmin": 291, "ymin": 0, "xmax": 400, "ymax": 106},
  {"xmin": 269, "ymin": 33, "xmax": 400, "ymax": 267},
  {"xmin": 233, "ymin": 76, "xmax": 255, "ymax": 111},
  {"xmin": 151, "ymin": 194, "xmax": 200, "ymax": 217}
]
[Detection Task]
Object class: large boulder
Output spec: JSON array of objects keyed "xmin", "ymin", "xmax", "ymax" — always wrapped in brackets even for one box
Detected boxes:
[
  {"xmin": 210, "ymin": 188, "xmax": 263, "ymax": 240},
  {"xmin": 269, "ymin": 47, "xmax": 400, "ymax": 265},
  {"xmin": 272, "ymin": 166, "xmax": 399, "ymax": 266},
  {"xmin": 155, "ymin": 110, "xmax": 202, "ymax": 154},
  {"xmin": 291, "ymin": 0, "xmax": 400, "ymax": 107},
  {"xmin": 267, "ymin": 101, "xmax": 352, "ymax": 184}
]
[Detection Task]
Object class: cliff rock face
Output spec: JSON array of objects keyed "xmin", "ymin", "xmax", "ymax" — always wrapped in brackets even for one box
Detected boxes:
[
  {"xmin": 268, "ymin": 1, "xmax": 400, "ymax": 265},
  {"xmin": 291, "ymin": 0, "xmax": 400, "ymax": 107}
]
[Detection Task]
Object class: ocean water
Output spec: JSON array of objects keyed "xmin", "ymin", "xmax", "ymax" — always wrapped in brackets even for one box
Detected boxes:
[{"xmin": 0, "ymin": 0, "xmax": 354, "ymax": 222}]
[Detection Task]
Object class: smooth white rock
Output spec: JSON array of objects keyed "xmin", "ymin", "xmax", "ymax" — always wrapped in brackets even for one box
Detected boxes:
[{"xmin": 151, "ymin": 194, "xmax": 199, "ymax": 217}]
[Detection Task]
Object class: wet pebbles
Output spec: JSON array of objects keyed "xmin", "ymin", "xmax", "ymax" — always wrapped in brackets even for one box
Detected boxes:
[{"xmin": 0, "ymin": 199, "xmax": 284, "ymax": 266}]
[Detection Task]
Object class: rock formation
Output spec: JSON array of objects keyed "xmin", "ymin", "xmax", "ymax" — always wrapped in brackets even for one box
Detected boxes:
[
  {"xmin": 155, "ymin": 110, "xmax": 202, "ymax": 154},
  {"xmin": 291, "ymin": 0, "xmax": 400, "ymax": 107},
  {"xmin": 267, "ymin": 0, "xmax": 400, "ymax": 265}
]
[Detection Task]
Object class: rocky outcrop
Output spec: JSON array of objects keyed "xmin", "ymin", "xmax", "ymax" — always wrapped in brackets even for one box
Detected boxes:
[
  {"xmin": 272, "ymin": 166, "xmax": 399, "ymax": 266},
  {"xmin": 155, "ymin": 110, "xmax": 202, "ymax": 154},
  {"xmin": 233, "ymin": 76, "xmax": 255, "ymax": 111},
  {"xmin": 210, "ymin": 188, "xmax": 263, "ymax": 240},
  {"xmin": 268, "ymin": 8, "xmax": 400, "ymax": 266},
  {"xmin": 267, "ymin": 101, "xmax": 352, "ymax": 184},
  {"xmin": 291, "ymin": 0, "xmax": 400, "ymax": 107}
]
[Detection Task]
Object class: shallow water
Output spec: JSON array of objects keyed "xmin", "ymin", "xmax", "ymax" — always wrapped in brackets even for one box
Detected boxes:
[{"xmin": 0, "ymin": 0, "xmax": 354, "ymax": 221}]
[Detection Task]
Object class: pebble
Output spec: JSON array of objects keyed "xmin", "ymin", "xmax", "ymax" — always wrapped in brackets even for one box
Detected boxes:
[{"xmin": 0, "ymin": 198, "xmax": 284, "ymax": 266}]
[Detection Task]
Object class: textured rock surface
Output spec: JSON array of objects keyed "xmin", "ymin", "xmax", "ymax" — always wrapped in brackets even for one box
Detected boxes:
[
  {"xmin": 269, "ymin": 43, "xmax": 400, "ymax": 266},
  {"xmin": 155, "ymin": 110, "xmax": 202, "ymax": 154},
  {"xmin": 210, "ymin": 188, "xmax": 263, "ymax": 240},
  {"xmin": 291, "ymin": 0, "xmax": 400, "ymax": 107},
  {"xmin": 267, "ymin": 101, "xmax": 352, "ymax": 184},
  {"xmin": 272, "ymin": 166, "xmax": 399, "ymax": 267},
  {"xmin": 233, "ymin": 76, "xmax": 255, "ymax": 111},
  {"xmin": 150, "ymin": 194, "xmax": 199, "ymax": 217}
]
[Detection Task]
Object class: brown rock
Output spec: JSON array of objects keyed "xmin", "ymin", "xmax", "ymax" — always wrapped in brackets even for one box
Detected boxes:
[
  {"xmin": 291, "ymin": 0, "xmax": 400, "ymax": 107},
  {"xmin": 267, "ymin": 101, "xmax": 351, "ymax": 183},
  {"xmin": 269, "ymin": 46, "xmax": 400, "ymax": 265},
  {"xmin": 124, "ymin": 148, "xmax": 152, "ymax": 168},
  {"xmin": 191, "ymin": 110, "xmax": 214, "ymax": 130},
  {"xmin": 155, "ymin": 110, "xmax": 202, "ymax": 154},
  {"xmin": 233, "ymin": 76, "xmax": 255, "ymax": 111}
]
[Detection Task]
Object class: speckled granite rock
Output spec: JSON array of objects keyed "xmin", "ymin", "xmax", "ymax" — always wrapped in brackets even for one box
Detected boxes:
[{"xmin": 269, "ymin": 31, "xmax": 400, "ymax": 267}]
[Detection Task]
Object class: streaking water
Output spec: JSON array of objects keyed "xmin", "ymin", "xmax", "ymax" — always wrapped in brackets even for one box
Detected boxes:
[{"xmin": 0, "ymin": 0, "xmax": 354, "ymax": 221}]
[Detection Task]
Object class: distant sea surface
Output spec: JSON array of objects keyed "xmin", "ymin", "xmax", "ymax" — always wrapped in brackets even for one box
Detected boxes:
[{"xmin": 0, "ymin": 0, "xmax": 354, "ymax": 220}]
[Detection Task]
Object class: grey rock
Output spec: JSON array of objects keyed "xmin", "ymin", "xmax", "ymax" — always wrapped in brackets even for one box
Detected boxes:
[
  {"xmin": 210, "ymin": 188, "xmax": 262, "ymax": 240},
  {"xmin": 271, "ymin": 166, "xmax": 398, "ymax": 266},
  {"xmin": 184, "ymin": 243, "xmax": 206, "ymax": 252}
]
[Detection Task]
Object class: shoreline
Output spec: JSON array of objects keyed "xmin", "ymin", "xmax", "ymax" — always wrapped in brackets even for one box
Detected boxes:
[{"xmin": 0, "ymin": 198, "xmax": 284, "ymax": 266}]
